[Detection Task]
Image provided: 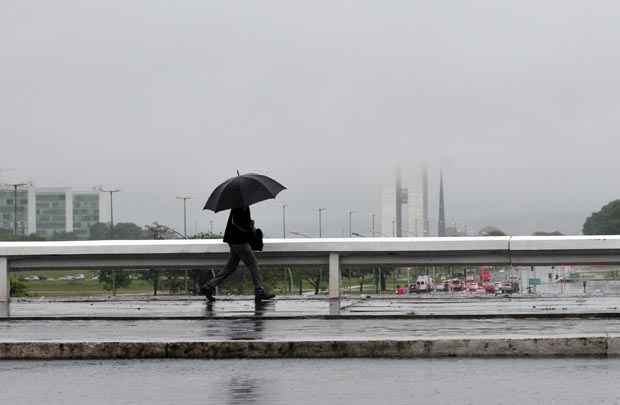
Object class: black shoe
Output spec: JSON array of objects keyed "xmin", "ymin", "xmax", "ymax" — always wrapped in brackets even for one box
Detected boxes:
[
  {"xmin": 255, "ymin": 287, "xmax": 275, "ymax": 302},
  {"xmin": 201, "ymin": 286, "xmax": 216, "ymax": 302}
]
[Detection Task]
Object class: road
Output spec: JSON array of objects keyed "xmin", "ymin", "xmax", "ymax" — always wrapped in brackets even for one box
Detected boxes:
[
  {"xmin": 3, "ymin": 317, "xmax": 620, "ymax": 342},
  {"xmin": 1, "ymin": 358, "xmax": 619, "ymax": 404},
  {"xmin": 5, "ymin": 295, "xmax": 620, "ymax": 318}
]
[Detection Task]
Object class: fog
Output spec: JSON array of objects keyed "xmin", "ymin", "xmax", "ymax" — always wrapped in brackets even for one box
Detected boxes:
[{"xmin": 2, "ymin": 1, "xmax": 620, "ymax": 236}]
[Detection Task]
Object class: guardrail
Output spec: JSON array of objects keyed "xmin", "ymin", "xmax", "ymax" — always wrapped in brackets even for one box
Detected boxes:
[{"xmin": 2, "ymin": 235, "xmax": 620, "ymax": 306}]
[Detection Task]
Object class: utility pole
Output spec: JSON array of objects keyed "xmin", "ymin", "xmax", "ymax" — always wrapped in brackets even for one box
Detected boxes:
[
  {"xmin": 317, "ymin": 208, "xmax": 326, "ymax": 238},
  {"xmin": 209, "ymin": 220, "xmax": 214, "ymax": 235},
  {"xmin": 370, "ymin": 213, "xmax": 376, "ymax": 237},
  {"xmin": 282, "ymin": 204, "xmax": 287, "ymax": 238},
  {"xmin": 176, "ymin": 196, "xmax": 192, "ymax": 238},
  {"xmin": 6, "ymin": 183, "xmax": 29, "ymax": 236},
  {"xmin": 99, "ymin": 188, "xmax": 120, "ymax": 238},
  {"xmin": 348, "ymin": 210, "xmax": 355, "ymax": 237}
]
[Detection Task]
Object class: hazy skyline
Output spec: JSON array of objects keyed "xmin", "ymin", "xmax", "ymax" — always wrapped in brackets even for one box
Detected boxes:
[{"xmin": 3, "ymin": 1, "xmax": 620, "ymax": 236}]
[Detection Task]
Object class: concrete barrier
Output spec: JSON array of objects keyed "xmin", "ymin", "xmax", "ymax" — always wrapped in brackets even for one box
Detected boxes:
[{"xmin": 1, "ymin": 335, "xmax": 619, "ymax": 360}]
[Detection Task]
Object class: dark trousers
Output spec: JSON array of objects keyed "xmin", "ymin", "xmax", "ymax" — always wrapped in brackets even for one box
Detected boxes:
[{"xmin": 205, "ymin": 243, "xmax": 263, "ymax": 290}]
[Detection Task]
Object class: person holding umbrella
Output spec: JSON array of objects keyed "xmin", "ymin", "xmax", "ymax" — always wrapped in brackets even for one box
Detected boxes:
[{"xmin": 202, "ymin": 172, "xmax": 286, "ymax": 302}]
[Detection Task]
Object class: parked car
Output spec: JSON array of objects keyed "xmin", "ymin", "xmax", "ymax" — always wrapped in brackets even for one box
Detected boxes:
[
  {"xmin": 434, "ymin": 281, "xmax": 448, "ymax": 292},
  {"xmin": 483, "ymin": 283, "xmax": 496, "ymax": 294},
  {"xmin": 499, "ymin": 281, "xmax": 518, "ymax": 294},
  {"xmin": 447, "ymin": 279, "xmax": 464, "ymax": 291},
  {"xmin": 468, "ymin": 282, "xmax": 479, "ymax": 292},
  {"xmin": 414, "ymin": 275, "xmax": 434, "ymax": 293}
]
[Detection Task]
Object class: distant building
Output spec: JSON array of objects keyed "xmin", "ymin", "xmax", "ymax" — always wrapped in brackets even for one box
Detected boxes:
[
  {"xmin": 381, "ymin": 165, "xmax": 430, "ymax": 237},
  {"xmin": 381, "ymin": 184, "xmax": 397, "ymax": 237},
  {"xmin": 446, "ymin": 222, "xmax": 468, "ymax": 237},
  {"xmin": 72, "ymin": 192, "xmax": 101, "ymax": 239},
  {"xmin": 406, "ymin": 166, "xmax": 425, "ymax": 237},
  {"xmin": 35, "ymin": 188, "xmax": 70, "ymax": 238},
  {"xmin": 422, "ymin": 166, "xmax": 430, "ymax": 236},
  {"xmin": 438, "ymin": 170, "xmax": 446, "ymax": 237},
  {"xmin": 0, "ymin": 189, "xmax": 28, "ymax": 234},
  {"xmin": 0, "ymin": 187, "xmax": 104, "ymax": 239}
]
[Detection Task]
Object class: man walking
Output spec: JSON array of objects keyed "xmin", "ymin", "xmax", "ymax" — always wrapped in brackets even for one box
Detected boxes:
[{"xmin": 202, "ymin": 206, "xmax": 274, "ymax": 302}]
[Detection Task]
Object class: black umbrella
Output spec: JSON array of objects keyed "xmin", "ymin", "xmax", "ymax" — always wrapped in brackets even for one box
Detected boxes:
[{"xmin": 203, "ymin": 172, "xmax": 286, "ymax": 212}]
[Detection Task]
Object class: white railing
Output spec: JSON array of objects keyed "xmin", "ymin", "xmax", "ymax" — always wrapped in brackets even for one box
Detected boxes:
[{"xmin": 2, "ymin": 235, "xmax": 620, "ymax": 305}]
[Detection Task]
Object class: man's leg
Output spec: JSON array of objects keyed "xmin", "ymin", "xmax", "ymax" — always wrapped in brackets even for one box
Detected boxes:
[
  {"xmin": 235, "ymin": 244, "xmax": 263, "ymax": 289},
  {"xmin": 203, "ymin": 248, "xmax": 241, "ymax": 295},
  {"xmin": 236, "ymin": 244, "xmax": 274, "ymax": 300}
]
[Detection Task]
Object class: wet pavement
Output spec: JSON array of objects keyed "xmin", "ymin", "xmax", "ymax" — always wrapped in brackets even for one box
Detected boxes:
[
  {"xmin": 2, "ymin": 317, "xmax": 620, "ymax": 342},
  {"xmin": 1, "ymin": 358, "xmax": 619, "ymax": 404},
  {"xmin": 4, "ymin": 295, "xmax": 620, "ymax": 318},
  {"xmin": 2, "ymin": 296, "xmax": 620, "ymax": 343}
]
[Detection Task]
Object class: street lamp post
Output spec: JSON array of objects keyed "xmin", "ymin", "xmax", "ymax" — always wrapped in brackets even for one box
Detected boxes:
[
  {"xmin": 98, "ymin": 187, "xmax": 120, "ymax": 295},
  {"xmin": 348, "ymin": 210, "xmax": 355, "ymax": 237},
  {"xmin": 175, "ymin": 196, "xmax": 191, "ymax": 295},
  {"xmin": 282, "ymin": 204, "xmax": 287, "ymax": 238},
  {"xmin": 6, "ymin": 183, "xmax": 28, "ymax": 237},
  {"xmin": 370, "ymin": 213, "xmax": 376, "ymax": 237},
  {"xmin": 99, "ymin": 188, "xmax": 120, "ymax": 239},
  {"xmin": 176, "ymin": 196, "xmax": 192, "ymax": 238},
  {"xmin": 317, "ymin": 208, "xmax": 326, "ymax": 238}
]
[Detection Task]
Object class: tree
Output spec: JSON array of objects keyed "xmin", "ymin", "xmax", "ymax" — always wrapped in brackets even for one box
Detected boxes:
[
  {"xmin": 89, "ymin": 222, "xmax": 146, "ymax": 240},
  {"xmin": 113, "ymin": 222, "xmax": 146, "ymax": 239},
  {"xmin": 142, "ymin": 270, "xmax": 160, "ymax": 296},
  {"xmin": 20, "ymin": 233, "xmax": 46, "ymax": 241},
  {"xmin": 144, "ymin": 222, "xmax": 180, "ymax": 240},
  {"xmin": 162, "ymin": 270, "xmax": 186, "ymax": 294},
  {"xmin": 9, "ymin": 276, "xmax": 28, "ymax": 297},
  {"xmin": 583, "ymin": 200, "xmax": 620, "ymax": 235},
  {"xmin": 191, "ymin": 232, "xmax": 222, "ymax": 240},
  {"xmin": 478, "ymin": 226, "xmax": 506, "ymax": 236},
  {"xmin": 97, "ymin": 270, "xmax": 132, "ymax": 293},
  {"xmin": 295, "ymin": 268, "xmax": 323, "ymax": 295},
  {"xmin": 0, "ymin": 228, "xmax": 45, "ymax": 241},
  {"xmin": 50, "ymin": 231, "xmax": 79, "ymax": 241},
  {"xmin": 0, "ymin": 228, "xmax": 12, "ymax": 241},
  {"xmin": 532, "ymin": 231, "xmax": 564, "ymax": 236},
  {"xmin": 89, "ymin": 223, "xmax": 111, "ymax": 240}
]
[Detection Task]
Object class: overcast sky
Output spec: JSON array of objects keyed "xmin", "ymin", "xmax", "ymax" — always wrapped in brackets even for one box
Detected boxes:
[{"xmin": 2, "ymin": 1, "xmax": 620, "ymax": 236}]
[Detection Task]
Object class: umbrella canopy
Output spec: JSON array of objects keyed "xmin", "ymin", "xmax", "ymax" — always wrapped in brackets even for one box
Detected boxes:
[{"xmin": 203, "ymin": 173, "xmax": 286, "ymax": 212}]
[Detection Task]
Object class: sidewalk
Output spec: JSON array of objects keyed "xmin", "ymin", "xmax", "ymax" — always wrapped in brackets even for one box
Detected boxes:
[{"xmin": 4, "ymin": 295, "xmax": 620, "ymax": 319}]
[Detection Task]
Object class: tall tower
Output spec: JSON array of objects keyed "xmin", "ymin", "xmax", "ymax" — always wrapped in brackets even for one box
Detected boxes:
[
  {"xmin": 395, "ymin": 167, "xmax": 403, "ymax": 237},
  {"xmin": 422, "ymin": 165, "xmax": 430, "ymax": 236},
  {"xmin": 438, "ymin": 170, "xmax": 446, "ymax": 237}
]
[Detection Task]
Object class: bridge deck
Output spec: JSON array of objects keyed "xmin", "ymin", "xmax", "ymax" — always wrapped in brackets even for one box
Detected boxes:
[{"xmin": 3, "ymin": 236, "xmax": 620, "ymax": 308}]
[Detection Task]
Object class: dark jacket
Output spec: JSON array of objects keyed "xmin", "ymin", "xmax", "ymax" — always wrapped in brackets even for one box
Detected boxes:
[{"xmin": 223, "ymin": 207, "xmax": 253, "ymax": 244}]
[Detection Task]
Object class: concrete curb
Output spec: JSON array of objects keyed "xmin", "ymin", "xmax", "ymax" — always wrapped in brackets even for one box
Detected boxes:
[{"xmin": 1, "ymin": 335, "xmax": 619, "ymax": 360}]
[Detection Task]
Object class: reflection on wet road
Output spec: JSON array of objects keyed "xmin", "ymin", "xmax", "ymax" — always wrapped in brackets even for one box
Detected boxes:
[
  {"xmin": 1, "ymin": 358, "xmax": 619, "ymax": 405},
  {"xmin": 6, "ymin": 295, "xmax": 620, "ymax": 318},
  {"xmin": 3, "ymin": 295, "xmax": 620, "ymax": 342},
  {"xmin": 2, "ymin": 317, "xmax": 620, "ymax": 342}
]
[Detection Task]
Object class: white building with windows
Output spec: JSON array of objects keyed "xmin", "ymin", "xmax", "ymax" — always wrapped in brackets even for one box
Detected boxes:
[{"xmin": 0, "ymin": 187, "xmax": 105, "ymax": 239}]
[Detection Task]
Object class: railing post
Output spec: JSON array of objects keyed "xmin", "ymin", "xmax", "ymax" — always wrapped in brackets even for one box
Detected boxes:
[
  {"xmin": 0, "ymin": 257, "xmax": 9, "ymax": 317},
  {"xmin": 329, "ymin": 253, "xmax": 340, "ymax": 299},
  {"xmin": 520, "ymin": 268, "xmax": 528, "ymax": 294}
]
